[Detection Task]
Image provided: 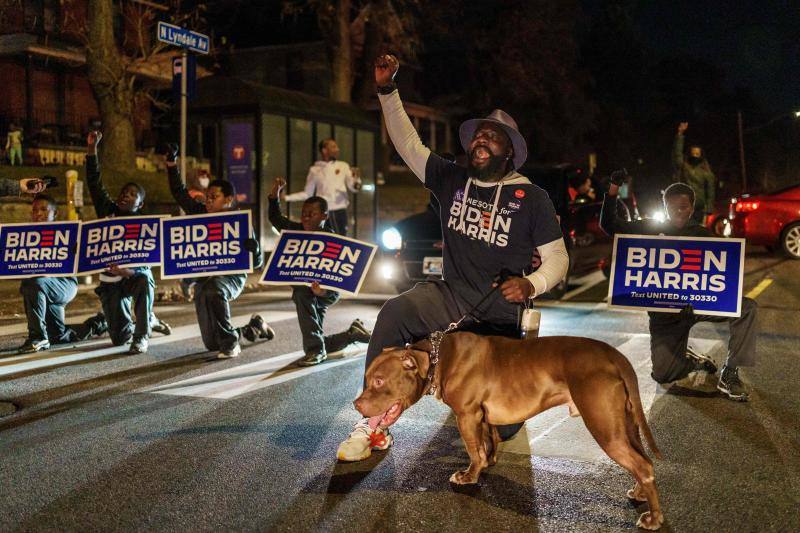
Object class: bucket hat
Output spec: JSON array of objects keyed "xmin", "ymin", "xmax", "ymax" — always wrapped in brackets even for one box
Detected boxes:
[{"xmin": 459, "ymin": 109, "xmax": 527, "ymax": 170}]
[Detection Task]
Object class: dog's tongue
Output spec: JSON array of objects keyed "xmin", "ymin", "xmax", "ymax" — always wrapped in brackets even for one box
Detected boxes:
[{"xmin": 375, "ymin": 402, "xmax": 402, "ymax": 428}]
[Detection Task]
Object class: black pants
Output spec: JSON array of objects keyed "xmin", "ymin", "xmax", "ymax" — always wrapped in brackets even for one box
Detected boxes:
[
  {"xmin": 292, "ymin": 285, "xmax": 346, "ymax": 355},
  {"xmin": 95, "ymin": 273, "xmax": 155, "ymax": 345},
  {"xmin": 20, "ymin": 277, "xmax": 78, "ymax": 343},
  {"xmin": 364, "ymin": 281, "xmax": 522, "ymax": 439},
  {"xmin": 193, "ymin": 274, "xmax": 246, "ymax": 352},
  {"xmin": 648, "ymin": 297, "xmax": 758, "ymax": 383},
  {"xmin": 328, "ymin": 208, "xmax": 349, "ymax": 236}
]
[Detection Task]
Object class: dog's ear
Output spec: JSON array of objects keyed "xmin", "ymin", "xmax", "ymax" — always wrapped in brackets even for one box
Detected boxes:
[{"xmin": 401, "ymin": 348, "xmax": 430, "ymax": 379}]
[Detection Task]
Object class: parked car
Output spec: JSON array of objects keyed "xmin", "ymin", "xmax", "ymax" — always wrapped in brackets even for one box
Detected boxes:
[
  {"xmin": 378, "ymin": 164, "xmax": 627, "ymax": 297},
  {"xmin": 728, "ymin": 183, "xmax": 800, "ymax": 258}
]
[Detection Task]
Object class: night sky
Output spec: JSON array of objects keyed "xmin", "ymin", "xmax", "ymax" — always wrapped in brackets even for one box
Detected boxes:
[
  {"xmin": 615, "ymin": 0, "xmax": 798, "ymax": 115},
  {"xmin": 216, "ymin": 1, "xmax": 798, "ymax": 117}
]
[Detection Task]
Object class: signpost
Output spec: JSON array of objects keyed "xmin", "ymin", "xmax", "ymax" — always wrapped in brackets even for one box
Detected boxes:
[{"xmin": 157, "ymin": 21, "xmax": 209, "ymax": 186}]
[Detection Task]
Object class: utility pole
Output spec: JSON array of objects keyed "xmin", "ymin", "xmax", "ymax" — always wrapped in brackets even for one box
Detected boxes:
[{"xmin": 180, "ymin": 49, "xmax": 188, "ymax": 185}]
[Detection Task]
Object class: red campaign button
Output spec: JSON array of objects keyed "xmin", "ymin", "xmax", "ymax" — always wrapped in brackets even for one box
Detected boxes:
[{"xmin": 514, "ymin": 189, "xmax": 526, "ymax": 199}]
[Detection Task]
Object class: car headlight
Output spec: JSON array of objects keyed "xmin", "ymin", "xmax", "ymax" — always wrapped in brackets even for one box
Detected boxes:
[
  {"xmin": 381, "ymin": 227, "xmax": 402, "ymax": 250},
  {"xmin": 380, "ymin": 261, "xmax": 395, "ymax": 279}
]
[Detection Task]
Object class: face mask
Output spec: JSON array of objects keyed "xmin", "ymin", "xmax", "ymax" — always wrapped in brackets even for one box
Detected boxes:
[
  {"xmin": 688, "ymin": 156, "xmax": 702, "ymax": 166},
  {"xmin": 198, "ymin": 177, "xmax": 210, "ymax": 188}
]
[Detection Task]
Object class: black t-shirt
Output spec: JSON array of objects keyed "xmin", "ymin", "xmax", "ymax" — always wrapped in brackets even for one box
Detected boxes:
[{"xmin": 424, "ymin": 153, "xmax": 563, "ymax": 323}]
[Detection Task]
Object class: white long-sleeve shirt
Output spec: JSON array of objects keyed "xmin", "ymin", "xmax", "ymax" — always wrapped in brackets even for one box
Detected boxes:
[{"xmin": 284, "ymin": 160, "xmax": 359, "ymax": 211}]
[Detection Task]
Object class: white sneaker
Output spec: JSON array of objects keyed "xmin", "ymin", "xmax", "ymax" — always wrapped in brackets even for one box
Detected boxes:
[
  {"xmin": 336, "ymin": 418, "xmax": 393, "ymax": 462},
  {"xmin": 218, "ymin": 344, "xmax": 241, "ymax": 359}
]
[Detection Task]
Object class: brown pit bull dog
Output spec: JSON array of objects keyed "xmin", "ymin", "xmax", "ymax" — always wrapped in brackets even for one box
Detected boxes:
[{"xmin": 353, "ymin": 331, "xmax": 665, "ymax": 530}]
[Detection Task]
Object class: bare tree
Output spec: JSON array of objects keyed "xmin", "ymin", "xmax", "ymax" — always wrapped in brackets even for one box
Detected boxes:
[
  {"xmin": 284, "ymin": 0, "xmax": 418, "ymax": 104},
  {"xmin": 60, "ymin": 0, "xmax": 207, "ymax": 173},
  {"xmin": 84, "ymin": 0, "xmax": 139, "ymax": 172}
]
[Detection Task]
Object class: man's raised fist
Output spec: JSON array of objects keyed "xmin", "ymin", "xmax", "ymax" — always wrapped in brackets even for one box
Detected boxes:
[{"xmin": 375, "ymin": 54, "xmax": 399, "ymax": 86}]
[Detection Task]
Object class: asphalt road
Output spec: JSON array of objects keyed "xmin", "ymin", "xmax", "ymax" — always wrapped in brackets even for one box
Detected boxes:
[{"xmin": 1, "ymin": 250, "xmax": 799, "ymax": 532}]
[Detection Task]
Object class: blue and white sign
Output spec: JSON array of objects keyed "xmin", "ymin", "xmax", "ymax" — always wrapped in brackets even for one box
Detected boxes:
[
  {"xmin": 78, "ymin": 216, "xmax": 162, "ymax": 274},
  {"xmin": 157, "ymin": 21, "xmax": 209, "ymax": 54},
  {"xmin": 0, "ymin": 221, "xmax": 79, "ymax": 278},
  {"xmin": 608, "ymin": 234, "xmax": 746, "ymax": 317},
  {"xmin": 160, "ymin": 211, "xmax": 253, "ymax": 279},
  {"xmin": 260, "ymin": 231, "xmax": 377, "ymax": 295}
]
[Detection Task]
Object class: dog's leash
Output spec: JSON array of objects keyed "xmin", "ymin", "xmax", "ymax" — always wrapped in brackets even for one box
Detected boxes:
[{"xmin": 421, "ymin": 269, "xmax": 516, "ymax": 396}]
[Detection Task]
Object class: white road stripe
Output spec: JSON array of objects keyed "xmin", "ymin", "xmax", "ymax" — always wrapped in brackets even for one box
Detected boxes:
[
  {"xmin": 142, "ymin": 343, "xmax": 368, "ymax": 399},
  {"xmin": 562, "ymin": 270, "xmax": 607, "ymax": 301},
  {"xmin": 0, "ymin": 311, "xmax": 297, "ymax": 377},
  {"xmin": 239, "ymin": 291, "xmax": 398, "ymax": 302},
  {"xmin": 536, "ymin": 300, "xmax": 639, "ymax": 313},
  {"xmin": 0, "ymin": 305, "xmax": 186, "ymax": 338}
]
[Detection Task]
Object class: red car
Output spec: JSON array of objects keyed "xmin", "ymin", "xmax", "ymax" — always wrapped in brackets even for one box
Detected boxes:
[{"xmin": 728, "ymin": 184, "xmax": 800, "ymax": 259}]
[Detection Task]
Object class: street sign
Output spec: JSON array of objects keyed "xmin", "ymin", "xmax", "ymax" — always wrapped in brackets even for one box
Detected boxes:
[{"xmin": 157, "ymin": 21, "xmax": 209, "ymax": 54}]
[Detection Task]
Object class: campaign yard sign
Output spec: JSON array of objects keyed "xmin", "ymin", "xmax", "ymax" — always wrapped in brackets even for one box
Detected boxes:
[
  {"xmin": 78, "ymin": 216, "xmax": 162, "ymax": 274},
  {"xmin": 160, "ymin": 210, "xmax": 253, "ymax": 279},
  {"xmin": 260, "ymin": 231, "xmax": 377, "ymax": 295},
  {"xmin": 608, "ymin": 234, "xmax": 746, "ymax": 317},
  {"xmin": 0, "ymin": 221, "xmax": 80, "ymax": 278}
]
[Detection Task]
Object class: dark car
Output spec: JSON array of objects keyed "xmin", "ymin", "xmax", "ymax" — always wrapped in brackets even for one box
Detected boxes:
[
  {"xmin": 378, "ymin": 164, "xmax": 623, "ymax": 297},
  {"xmin": 728, "ymin": 183, "xmax": 800, "ymax": 258}
]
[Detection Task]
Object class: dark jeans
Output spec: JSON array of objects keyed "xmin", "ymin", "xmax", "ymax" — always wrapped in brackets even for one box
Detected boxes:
[
  {"xmin": 648, "ymin": 297, "xmax": 758, "ymax": 383},
  {"xmin": 328, "ymin": 208, "xmax": 349, "ymax": 236},
  {"xmin": 20, "ymin": 277, "xmax": 78, "ymax": 343},
  {"xmin": 193, "ymin": 274, "xmax": 246, "ymax": 352},
  {"xmin": 292, "ymin": 285, "xmax": 342, "ymax": 354},
  {"xmin": 95, "ymin": 273, "xmax": 155, "ymax": 345},
  {"xmin": 364, "ymin": 281, "xmax": 522, "ymax": 439}
]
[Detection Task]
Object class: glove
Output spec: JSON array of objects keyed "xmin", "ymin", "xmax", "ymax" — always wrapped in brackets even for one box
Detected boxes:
[
  {"xmin": 243, "ymin": 238, "xmax": 258, "ymax": 252},
  {"xmin": 610, "ymin": 168, "xmax": 629, "ymax": 186},
  {"xmin": 164, "ymin": 143, "xmax": 179, "ymax": 163}
]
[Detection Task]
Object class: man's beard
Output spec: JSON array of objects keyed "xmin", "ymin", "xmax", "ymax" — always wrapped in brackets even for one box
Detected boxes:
[{"xmin": 467, "ymin": 149, "xmax": 509, "ymax": 181}]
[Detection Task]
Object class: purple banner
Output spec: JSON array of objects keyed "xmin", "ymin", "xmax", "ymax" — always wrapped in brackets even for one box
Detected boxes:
[{"xmin": 224, "ymin": 121, "xmax": 254, "ymax": 204}]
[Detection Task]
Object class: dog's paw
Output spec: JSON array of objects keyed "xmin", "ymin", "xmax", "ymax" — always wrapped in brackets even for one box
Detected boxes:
[
  {"xmin": 636, "ymin": 510, "xmax": 664, "ymax": 530},
  {"xmin": 449, "ymin": 470, "xmax": 479, "ymax": 485}
]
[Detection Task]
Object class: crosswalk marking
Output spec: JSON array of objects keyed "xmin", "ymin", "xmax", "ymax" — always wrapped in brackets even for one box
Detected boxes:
[
  {"xmin": 0, "ymin": 311, "xmax": 297, "ymax": 377},
  {"xmin": 142, "ymin": 343, "xmax": 367, "ymax": 399},
  {"xmin": 0, "ymin": 305, "xmax": 186, "ymax": 338},
  {"xmin": 562, "ymin": 270, "xmax": 607, "ymax": 301}
]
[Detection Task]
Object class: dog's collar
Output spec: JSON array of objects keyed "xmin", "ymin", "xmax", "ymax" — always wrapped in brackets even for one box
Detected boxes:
[{"xmin": 425, "ymin": 330, "xmax": 446, "ymax": 396}]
